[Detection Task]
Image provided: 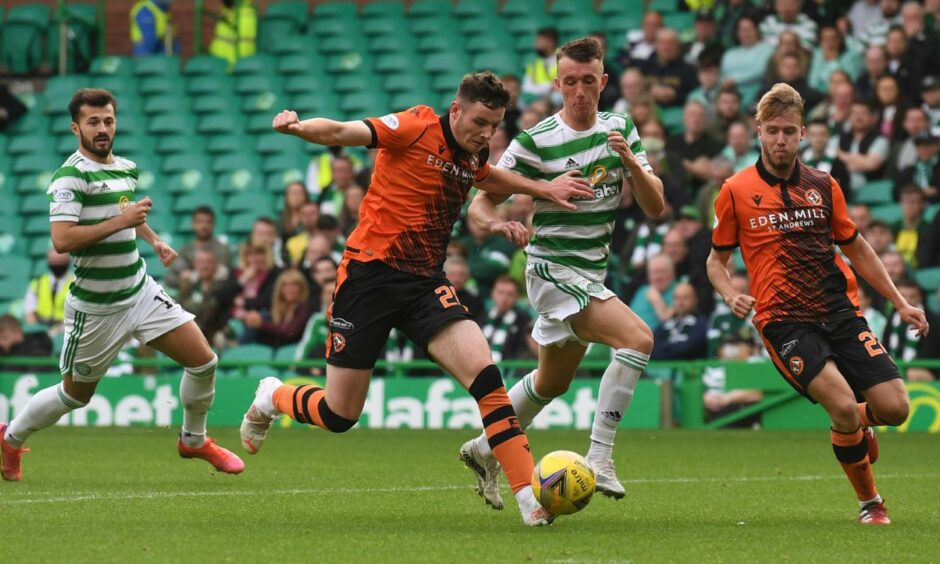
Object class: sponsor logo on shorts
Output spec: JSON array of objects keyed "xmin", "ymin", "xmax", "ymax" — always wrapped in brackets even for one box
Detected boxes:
[
  {"xmin": 789, "ymin": 356, "xmax": 804, "ymax": 376},
  {"xmin": 780, "ymin": 339, "xmax": 799, "ymax": 358},
  {"xmin": 53, "ymin": 189, "xmax": 75, "ymax": 202},
  {"xmin": 805, "ymin": 188, "xmax": 822, "ymax": 205},
  {"xmin": 74, "ymin": 363, "xmax": 92, "ymax": 377},
  {"xmin": 380, "ymin": 114, "xmax": 400, "ymax": 130},
  {"xmin": 586, "ymin": 283, "xmax": 605, "ymax": 294},
  {"xmin": 330, "ymin": 317, "xmax": 355, "ymax": 332},
  {"xmin": 331, "ymin": 332, "xmax": 347, "ymax": 353}
]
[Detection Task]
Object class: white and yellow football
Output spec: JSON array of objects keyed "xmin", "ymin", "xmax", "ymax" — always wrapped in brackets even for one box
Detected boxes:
[{"xmin": 531, "ymin": 450, "xmax": 596, "ymax": 515}]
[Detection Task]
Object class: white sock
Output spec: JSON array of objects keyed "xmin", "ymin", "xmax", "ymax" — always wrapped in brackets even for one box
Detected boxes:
[
  {"xmin": 180, "ymin": 355, "xmax": 217, "ymax": 448},
  {"xmin": 589, "ymin": 349, "xmax": 647, "ymax": 456},
  {"xmin": 515, "ymin": 485, "xmax": 541, "ymax": 514},
  {"xmin": 860, "ymin": 494, "xmax": 883, "ymax": 508},
  {"xmin": 5, "ymin": 383, "xmax": 85, "ymax": 448},
  {"xmin": 474, "ymin": 371, "xmax": 550, "ymax": 458}
]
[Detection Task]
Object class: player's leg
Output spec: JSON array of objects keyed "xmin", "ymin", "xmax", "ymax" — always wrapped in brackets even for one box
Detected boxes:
[
  {"xmin": 568, "ymin": 296, "xmax": 653, "ymax": 498},
  {"xmin": 807, "ymin": 362, "xmax": 888, "ymax": 524},
  {"xmin": 1, "ymin": 307, "xmax": 117, "ymax": 481},
  {"xmin": 428, "ymin": 319, "xmax": 550, "ymax": 526}
]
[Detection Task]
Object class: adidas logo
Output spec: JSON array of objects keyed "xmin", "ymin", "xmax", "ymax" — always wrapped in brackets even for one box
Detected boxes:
[
  {"xmin": 564, "ymin": 157, "xmax": 579, "ymax": 169},
  {"xmin": 602, "ymin": 410, "xmax": 622, "ymax": 422}
]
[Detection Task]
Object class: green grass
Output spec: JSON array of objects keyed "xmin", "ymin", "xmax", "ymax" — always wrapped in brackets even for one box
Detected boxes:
[{"xmin": 3, "ymin": 428, "xmax": 939, "ymax": 563}]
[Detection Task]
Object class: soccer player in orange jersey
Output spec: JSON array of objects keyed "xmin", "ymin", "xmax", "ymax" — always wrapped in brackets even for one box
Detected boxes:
[
  {"xmin": 239, "ymin": 72, "xmax": 595, "ymax": 526},
  {"xmin": 707, "ymin": 83, "xmax": 930, "ymax": 525}
]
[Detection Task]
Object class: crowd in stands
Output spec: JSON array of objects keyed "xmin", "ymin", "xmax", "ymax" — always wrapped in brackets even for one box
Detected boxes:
[{"xmin": 2, "ymin": 2, "xmax": 940, "ymax": 408}]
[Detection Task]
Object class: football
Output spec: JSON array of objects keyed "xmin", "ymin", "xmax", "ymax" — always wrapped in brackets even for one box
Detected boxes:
[{"xmin": 531, "ymin": 450, "xmax": 596, "ymax": 515}]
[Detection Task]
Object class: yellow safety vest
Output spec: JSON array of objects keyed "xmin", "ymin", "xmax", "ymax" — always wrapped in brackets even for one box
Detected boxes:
[
  {"xmin": 525, "ymin": 58, "xmax": 557, "ymax": 87},
  {"xmin": 130, "ymin": 0, "xmax": 170, "ymax": 44},
  {"xmin": 209, "ymin": 1, "xmax": 258, "ymax": 67},
  {"xmin": 30, "ymin": 273, "xmax": 73, "ymax": 324}
]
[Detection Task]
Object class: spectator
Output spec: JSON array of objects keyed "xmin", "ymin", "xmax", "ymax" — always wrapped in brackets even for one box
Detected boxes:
[
  {"xmin": 881, "ymin": 249, "xmax": 909, "ymax": 287},
  {"xmin": 858, "ymin": 283, "xmax": 888, "ymax": 339},
  {"xmin": 662, "ymin": 225, "xmax": 712, "ymax": 311},
  {"xmin": 277, "ymin": 181, "xmax": 310, "ymax": 245},
  {"xmin": 621, "ymin": 10, "xmax": 663, "ymax": 68},
  {"xmin": 802, "ymin": 118, "xmax": 851, "ymax": 190},
  {"xmin": 848, "ymin": 202, "xmax": 873, "ymax": 233},
  {"xmin": 303, "ymin": 256, "xmax": 337, "ymax": 313},
  {"xmin": 314, "ymin": 214, "xmax": 345, "ymax": 264},
  {"xmin": 317, "ymin": 155, "xmax": 361, "ymax": 218},
  {"xmin": 706, "ymin": 271, "xmax": 756, "ymax": 357},
  {"xmin": 859, "ymin": 0, "xmax": 903, "ymax": 46},
  {"xmin": 460, "ymin": 218, "xmax": 515, "ymax": 298},
  {"xmin": 866, "ymin": 219, "xmax": 896, "ymax": 255},
  {"xmin": 488, "ymin": 126, "xmax": 510, "ymax": 165},
  {"xmin": 836, "ymin": 99, "xmax": 890, "ymax": 195},
  {"xmin": 480, "ymin": 276, "xmax": 535, "ymax": 364},
  {"xmin": 522, "ymin": 27, "xmax": 559, "ymax": 103},
  {"xmin": 901, "ymin": 0, "xmax": 940, "ymax": 73},
  {"xmin": 918, "ymin": 207, "xmax": 940, "ymax": 267},
  {"xmin": 807, "ymin": 73, "xmax": 855, "ymax": 135},
  {"xmin": 809, "ymin": 25, "xmax": 864, "ymax": 93},
  {"xmin": 625, "ymin": 95, "xmax": 657, "ymax": 131},
  {"xmin": 612, "ymin": 68, "xmax": 645, "ymax": 115},
  {"xmin": 855, "ymin": 45, "xmax": 889, "ymax": 102},
  {"xmin": 293, "ymin": 278, "xmax": 336, "ymax": 377},
  {"xmin": 892, "ymin": 185, "xmax": 929, "ymax": 266},
  {"xmin": 241, "ymin": 269, "xmax": 313, "ymax": 348},
  {"xmin": 444, "ymin": 256, "xmax": 484, "ymax": 319},
  {"xmin": 685, "ymin": 11, "xmax": 723, "ymax": 66},
  {"xmin": 301, "ymin": 233, "xmax": 338, "ymax": 269},
  {"xmin": 0, "ymin": 314, "xmax": 53, "ymax": 373},
  {"xmin": 164, "ymin": 206, "xmax": 232, "ymax": 289},
  {"xmin": 667, "ymin": 99, "xmax": 723, "ymax": 196},
  {"xmin": 216, "ymin": 242, "xmax": 282, "ymax": 330},
  {"xmin": 651, "ymin": 282, "xmax": 708, "ymax": 360},
  {"xmin": 0, "ymin": 84, "xmax": 27, "ymax": 132},
  {"xmin": 849, "ymin": 0, "xmax": 885, "ymax": 41},
  {"xmin": 338, "ymin": 184, "xmax": 364, "ymax": 237},
  {"xmin": 873, "ymin": 74, "xmax": 907, "ymax": 141},
  {"xmin": 893, "ymin": 106, "xmax": 931, "ymax": 173},
  {"xmin": 306, "ymin": 146, "xmax": 363, "ymax": 196},
  {"xmin": 894, "ymin": 132, "xmax": 940, "ymax": 202},
  {"xmin": 922, "ymin": 75, "xmax": 940, "ymax": 134},
  {"xmin": 696, "ymin": 156, "xmax": 736, "ymax": 228},
  {"xmin": 641, "ymin": 28, "xmax": 699, "ymax": 108},
  {"xmin": 721, "ymin": 122, "xmax": 760, "ymax": 173},
  {"xmin": 499, "ymin": 74, "xmax": 523, "ymax": 140},
  {"xmin": 130, "ymin": 0, "xmax": 179, "ymax": 56},
  {"xmin": 884, "ymin": 25, "xmax": 923, "ymax": 96},
  {"xmin": 705, "ymin": 85, "xmax": 746, "ymax": 145},
  {"xmin": 688, "ymin": 50, "xmax": 723, "ymax": 121},
  {"xmin": 250, "ymin": 216, "xmax": 286, "ymax": 267},
  {"xmin": 720, "ymin": 15, "xmax": 775, "ymax": 106},
  {"xmin": 207, "ymin": 0, "xmax": 257, "ymax": 69},
  {"xmin": 588, "ymin": 31, "xmax": 622, "ymax": 111},
  {"xmin": 176, "ymin": 249, "xmax": 230, "ymax": 346},
  {"xmin": 756, "ymin": 51, "xmax": 824, "ymax": 112},
  {"xmin": 702, "ymin": 336, "xmax": 764, "ymax": 427},
  {"xmin": 765, "ymin": 30, "xmax": 813, "ymax": 85},
  {"xmin": 285, "ymin": 201, "xmax": 321, "ymax": 266},
  {"xmin": 883, "ymin": 278, "xmax": 940, "ymax": 381},
  {"xmin": 759, "ymin": 0, "xmax": 819, "ymax": 47},
  {"xmin": 629, "ymin": 254, "xmax": 677, "ymax": 330},
  {"xmin": 23, "ymin": 249, "xmax": 74, "ymax": 332},
  {"xmin": 716, "ymin": 0, "xmax": 754, "ymax": 48}
]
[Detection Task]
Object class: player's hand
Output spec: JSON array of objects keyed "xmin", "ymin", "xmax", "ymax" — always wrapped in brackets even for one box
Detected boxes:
[
  {"xmin": 490, "ymin": 220, "xmax": 530, "ymax": 247},
  {"xmin": 541, "ymin": 170, "xmax": 594, "ymax": 211},
  {"xmin": 898, "ymin": 303, "xmax": 930, "ymax": 337},
  {"xmin": 727, "ymin": 293, "xmax": 756, "ymax": 319},
  {"xmin": 273, "ymin": 110, "xmax": 303, "ymax": 135},
  {"xmin": 153, "ymin": 240, "xmax": 177, "ymax": 267},
  {"xmin": 121, "ymin": 196, "xmax": 151, "ymax": 228},
  {"xmin": 608, "ymin": 131, "xmax": 639, "ymax": 168}
]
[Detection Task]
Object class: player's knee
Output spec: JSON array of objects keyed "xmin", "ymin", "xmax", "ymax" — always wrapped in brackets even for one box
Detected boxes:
[
  {"xmin": 874, "ymin": 396, "xmax": 910, "ymax": 426},
  {"xmin": 320, "ymin": 398, "xmax": 358, "ymax": 433},
  {"xmin": 534, "ymin": 376, "xmax": 570, "ymax": 399},
  {"xmin": 184, "ymin": 353, "xmax": 218, "ymax": 379},
  {"xmin": 828, "ymin": 400, "xmax": 860, "ymax": 429},
  {"xmin": 631, "ymin": 324, "xmax": 655, "ymax": 354}
]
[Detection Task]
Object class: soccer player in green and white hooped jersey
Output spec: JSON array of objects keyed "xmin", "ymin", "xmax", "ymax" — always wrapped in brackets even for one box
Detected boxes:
[
  {"xmin": 459, "ymin": 37, "xmax": 666, "ymax": 506},
  {"xmin": 0, "ymin": 89, "xmax": 243, "ymax": 481}
]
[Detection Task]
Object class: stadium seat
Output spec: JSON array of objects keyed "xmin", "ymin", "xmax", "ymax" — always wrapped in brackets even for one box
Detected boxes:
[
  {"xmin": 240, "ymin": 90, "xmax": 289, "ymax": 114},
  {"xmin": 0, "ymin": 278, "xmax": 24, "ymax": 302},
  {"xmin": 0, "ymin": 256, "xmax": 33, "ymax": 281},
  {"xmin": 192, "ymin": 93, "xmax": 238, "ymax": 115},
  {"xmin": 915, "ymin": 267, "xmax": 940, "ymax": 291},
  {"xmin": 334, "ymin": 73, "xmax": 382, "ymax": 94},
  {"xmin": 460, "ymin": 16, "xmax": 507, "ymax": 35},
  {"xmin": 390, "ymin": 90, "xmax": 429, "ymax": 111},
  {"xmin": 162, "ymin": 153, "xmax": 209, "ymax": 175},
  {"xmin": 472, "ymin": 51, "xmax": 519, "ymax": 76},
  {"xmin": 432, "ymin": 71, "xmax": 466, "ymax": 93},
  {"xmin": 291, "ymin": 94, "xmax": 342, "ymax": 117},
  {"xmin": 409, "ymin": 0, "xmax": 451, "ymax": 17},
  {"xmin": 156, "ymin": 134, "xmax": 205, "ymax": 156},
  {"xmin": 314, "ymin": 1, "xmax": 358, "ymax": 19},
  {"xmin": 13, "ymin": 154, "xmax": 60, "ymax": 176},
  {"xmin": 550, "ymin": 0, "xmax": 594, "ymax": 16},
  {"xmin": 47, "ymin": 3, "xmax": 98, "ymax": 73},
  {"xmin": 362, "ymin": 1, "xmax": 404, "ymax": 18},
  {"xmin": 213, "ymin": 152, "xmax": 261, "ymax": 175},
  {"xmin": 410, "ymin": 16, "xmax": 460, "ymax": 37},
  {"xmin": 599, "ymin": 0, "xmax": 645, "ymax": 17},
  {"xmin": 227, "ymin": 211, "xmax": 258, "ymax": 235},
  {"xmin": 502, "ymin": 0, "xmax": 545, "ymax": 17},
  {"xmin": 144, "ymin": 93, "xmax": 189, "ymax": 116},
  {"xmin": 15, "ymin": 171, "xmax": 53, "ymax": 194},
  {"xmin": 149, "ymin": 114, "xmax": 194, "ymax": 136},
  {"xmin": 269, "ymin": 34, "xmax": 319, "ymax": 57},
  {"xmin": 374, "ymin": 53, "xmax": 415, "ymax": 74},
  {"xmin": 466, "ymin": 34, "xmax": 513, "ymax": 54},
  {"xmin": 660, "ymin": 106, "xmax": 685, "ymax": 135},
  {"xmin": 216, "ymin": 169, "xmax": 264, "ymax": 193},
  {"xmin": 174, "ymin": 191, "xmax": 223, "ymax": 215},
  {"xmin": 557, "ymin": 14, "xmax": 603, "ymax": 39},
  {"xmin": 197, "ymin": 113, "xmax": 242, "ymax": 136},
  {"xmin": 89, "ymin": 55, "xmax": 132, "ymax": 76},
  {"xmin": 855, "ymin": 179, "xmax": 893, "ymax": 205},
  {"xmin": 187, "ymin": 75, "xmax": 234, "ymax": 96},
  {"xmin": 225, "ymin": 191, "xmax": 274, "ymax": 214},
  {"xmin": 233, "ymin": 54, "xmax": 277, "ymax": 76},
  {"xmin": 383, "ymin": 72, "xmax": 430, "ymax": 94},
  {"xmin": 260, "ymin": 1, "xmax": 310, "ymax": 53},
  {"xmin": 23, "ymin": 214, "xmax": 50, "ymax": 235},
  {"xmin": 454, "ymin": 0, "xmax": 498, "ymax": 17},
  {"xmin": 8, "ymin": 133, "xmax": 51, "ymax": 156},
  {"xmin": 507, "ymin": 14, "xmax": 556, "ymax": 35},
  {"xmin": 263, "ymin": 163, "xmax": 306, "ymax": 188},
  {"xmin": 206, "ymin": 134, "xmax": 252, "ymax": 155},
  {"xmin": 19, "ymin": 190, "xmax": 49, "ymax": 215},
  {"xmin": 363, "ymin": 17, "xmax": 407, "ymax": 37},
  {"xmin": 341, "ymin": 92, "xmax": 389, "ymax": 117},
  {"xmin": 424, "ymin": 52, "xmax": 469, "ymax": 74},
  {"xmin": 278, "ymin": 53, "xmax": 323, "ymax": 75},
  {"xmin": 1, "ymin": 4, "xmax": 50, "ymax": 74},
  {"xmin": 648, "ymin": 0, "xmax": 681, "ymax": 12},
  {"xmin": 134, "ymin": 55, "xmax": 180, "ymax": 76},
  {"xmin": 139, "ymin": 76, "xmax": 185, "ymax": 96},
  {"xmin": 605, "ymin": 13, "xmax": 642, "ymax": 37},
  {"xmin": 368, "ymin": 33, "xmax": 413, "ymax": 55},
  {"xmin": 166, "ymin": 169, "xmax": 210, "ymax": 194},
  {"xmin": 27, "ymin": 235, "xmax": 52, "ymax": 258},
  {"xmin": 235, "ymin": 74, "xmax": 279, "ymax": 96},
  {"xmin": 255, "ymin": 132, "xmax": 307, "ymax": 155},
  {"xmin": 55, "ymin": 135, "xmax": 76, "ymax": 156},
  {"xmin": 309, "ymin": 16, "xmax": 359, "ymax": 38},
  {"xmin": 869, "ymin": 203, "xmax": 902, "ymax": 223},
  {"xmin": 417, "ymin": 34, "xmax": 460, "ymax": 54},
  {"xmin": 284, "ymin": 74, "xmax": 331, "ymax": 95},
  {"xmin": 183, "ymin": 55, "xmax": 229, "ymax": 76}
]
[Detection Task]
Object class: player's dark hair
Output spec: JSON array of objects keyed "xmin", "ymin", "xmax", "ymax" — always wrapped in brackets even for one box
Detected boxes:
[
  {"xmin": 557, "ymin": 37, "xmax": 604, "ymax": 64},
  {"xmin": 456, "ymin": 71, "xmax": 511, "ymax": 110},
  {"xmin": 68, "ymin": 88, "xmax": 117, "ymax": 123},
  {"xmin": 718, "ymin": 83, "xmax": 741, "ymax": 100},
  {"xmin": 537, "ymin": 27, "xmax": 559, "ymax": 45},
  {"xmin": 192, "ymin": 206, "xmax": 215, "ymax": 219}
]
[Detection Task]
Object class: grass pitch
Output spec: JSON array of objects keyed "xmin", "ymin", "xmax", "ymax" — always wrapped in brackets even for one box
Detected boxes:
[{"xmin": 3, "ymin": 427, "xmax": 939, "ymax": 563}]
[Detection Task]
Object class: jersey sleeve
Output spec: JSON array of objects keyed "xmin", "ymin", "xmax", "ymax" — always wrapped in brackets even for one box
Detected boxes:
[
  {"xmin": 496, "ymin": 132, "xmax": 543, "ymax": 179},
  {"xmin": 830, "ymin": 176, "xmax": 858, "ymax": 245},
  {"xmin": 711, "ymin": 182, "xmax": 739, "ymax": 250},
  {"xmin": 620, "ymin": 114, "xmax": 653, "ymax": 176},
  {"xmin": 47, "ymin": 167, "xmax": 86, "ymax": 223},
  {"xmin": 475, "ymin": 160, "xmax": 492, "ymax": 182},
  {"xmin": 362, "ymin": 107, "xmax": 430, "ymax": 150}
]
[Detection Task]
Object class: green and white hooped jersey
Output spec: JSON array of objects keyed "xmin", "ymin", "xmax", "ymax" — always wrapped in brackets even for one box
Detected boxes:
[
  {"xmin": 497, "ymin": 112, "xmax": 652, "ymax": 282},
  {"xmin": 48, "ymin": 151, "xmax": 146, "ymax": 314}
]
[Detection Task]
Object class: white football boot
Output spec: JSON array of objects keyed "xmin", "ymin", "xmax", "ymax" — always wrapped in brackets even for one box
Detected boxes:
[
  {"xmin": 586, "ymin": 453, "xmax": 626, "ymax": 499},
  {"xmin": 459, "ymin": 437, "xmax": 504, "ymax": 510},
  {"xmin": 239, "ymin": 376, "xmax": 282, "ymax": 454}
]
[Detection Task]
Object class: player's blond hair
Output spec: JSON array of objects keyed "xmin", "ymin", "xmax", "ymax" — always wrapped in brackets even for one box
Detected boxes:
[{"xmin": 756, "ymin": 83, "xmax": 804, "ymax": 124}]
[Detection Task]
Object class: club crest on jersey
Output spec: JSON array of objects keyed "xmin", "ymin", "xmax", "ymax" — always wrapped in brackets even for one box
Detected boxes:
[
  {"xmin": 589, "ymin": 164, "xmax": 608, "ymax": 185},
  {"xmin": 119, "ymin": 195, "xmax": 131, "ymax": 211},
  {"xmin": 789, "ymin": 356, "xmax": 804, "ymax": 376},
  {"xmin": 805, "ymin": 188, "xmax": 822, "ymax": 205},
  {"xmin": 331, "ymin": 332, "xmax": 347, "ymax": 353}
]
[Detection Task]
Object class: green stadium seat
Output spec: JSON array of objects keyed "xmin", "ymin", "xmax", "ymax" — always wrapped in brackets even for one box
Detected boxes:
[
  {"xmin": 268, "ymin": 34, "xmax": 320, "ymax": 57},
  {"xmin": 410, "ymin": 16, "xmax": 459, "ymax": 37},
  {"xmin": 197, "ymin": 113, "xmax": 242, "ymax": 135},
  {"xmin": 599, "ymin": 0, "xmax": 645, "ymax": 17},
  {"xmin": 368, "ymin": 33, "xmax": 413, "ymax": 55},
  {"xmin": 247, "ymin": 113, "xmax": 275, "ymax": 134},
  {"xmin": 855, "ymin": 179, "xmax": 893, "ymax": 205},
  {"xmin": 241, "ymin": 91, "xmax": 285, "ymax": 115},
  {"xmin": 660, "ymin": 106, "xmax": 685, "ymax": 135},
  {"xmin": 334, "ymin": 73, "xmax": 381, "ymax": 94},
  {"xmin": 309, "ymin": 16, "xmax": 358, "ymax": 38},
  {"xmin": 290, "ymin": 94, "xmax": 342, "ymax": 117},
  {"xmin": 424, "ymin": 52, "xmax": 468, "ymax": 74},
  {"xmin": 664, "ymin": 12, "xmax": 695, "ymax": 31},
  {"xmin": 383, "ymin": 72, "xmax": 430, "ymax": 94},
  {"xmin": 605, "ymin": 13, "xmax": 642, "ymax": 37},
  {"xmin": 233, "ymin": 54, "xmax": 276, "ymax": 76},
  {"xmin": 23, "ymin": 215, "xmax": 50, "ymax": 235},
  {"xmin": 284, "ymin": 74, "xmax": 331, "ymax": 95},
  {"xmin": 263, "ymin": 156, "xmax": 307, "ymax": 179},
  {"xmin": 144, "ymin": 93, "xmax": 189, "ymax": 116},
  {"xmin": 390, "ymin": 90, "xmax": 429, "ymax": 111},
  {"xmin": 648, "ymin": 0, "xmax": 680, "ymax": 12},
  {"xmin": 187, "ymin": 74, "xmax": 234, "ymax": 96},
  {"xmin": 0, "ymin": 256, "xmax": 33, "ymax": 281},
  {"xmin": 472, "ymin": 51, "xmax": 520, "ymax": 76},
  {"xmin": 340, "ymin": 92, "xmax": 389, "ymax": 116},
  {"xmin": 89, "ymin": 55, "xmax": 132, "ymax": 76},
  {"xmin": 915, "ymin": 267, "xmax": 940, "ymax": 291},
  {"xmin": 314, "ymin": 1, "xmax": 358, "ymax": 19},
  {"xmin": 55, "ymin": 135, "xmax": 75, "ymax": 156},
  {"xmin": 8, "ymin": 133, "xmax": 52, "ymax": 156},
  {"xmin": 13, "ymin": 154, "xmax": 60, "ymax": 176},
  {"xmin": 550, "ymin": 0, "xmax": 594, "ymax": 16},
  {"xmin": 417, "ymin": 34, "xmax": 460, "ymax": 53},
  {"xmin": 278, "ymin": 54, "xmax": 323, "ymax": 75},
  {"xmin": 225, "ymin": 191, "xmax": 274, "ymax": 214},
  {"xmin": 363, "ymin": 17, "xmax": 407, "ymax": 37},
  {"xmin": 466, "ymin": 34, "xmax": 513, "ymax": 54},
  {"xmin": 216, "ymin": 169, "xmax": 264, "ymax": 193},
  {"xmin": 319, "ymin": 34, "xmax": 366, "ymax": 56},
  {"xmin": 166, "ymin": 169, "xmax": 211, "ymax": 194},
  {"xmin": 213, "ymin": 153, "xmax": 261, "ymax": 174},
  {"xmin": 16, "ymin": 171, "xmax": 55, "ymax": 194},
  {"xmin": 260, "ymin": 1, "xmax": 309, "ymax": 53},
  {"xmin": 162, "ymin": 153, "xmax": 210, "ymax": 175},
  {"xmin": 139, "ymin": 75, "xmax": 186, "ymax": 96},
  {"xmin": 0, "ymin": 278, "xmax": 24, "ymax": 302},
  {"xmin": 156, "ymin": 134, "xmax": 205, "ymax": 156},
  {"xmin": 9, "ymin": 108, "xmax": 49, "ymax": 136},
  {"xmin": 374, "ymin": 53, "xmax": 415, "ymax": 74},
  {"xmin": 255, "ymin": 132, "xmax": 307, "ymax": 155},
  {"xmin": 93, "ymin": 75, "xmax": 136, "ymax": 96},
  {"xmin": 235, "ymin": 74, "xmax": 280, "ymax": 96},
  {"xmin": 431, "ymin": 71, "xmax": 466, "ymax": 93},
  {"xmin": 20, "ymin": 192, "xmax": 48, "ymax": 215},
  {"xmin": 149, "ymin": 114, "xmax": 194, "ymax": 136},
  {"xmin": 454, "ymin": 0, "xmax": 498, "ymax": 17},
  {"xmin": 362, "ymin": 1, "xmax": 404, "ymax": 18},
  {"xmin": 410, "ymin": 0, "xmax": 451, "ymax": 17},
  {"xmin": 173, "ymin": 191, "xmax": 223, "ymax": 215},
  {"xmin": 1, "ymin": 4, "xmax": 51, "ymax": 74},
  {"xmin": 507, "ymin": 14, "xmax": 556, "ymax": 35},
  {"xmin": 184, "ymin": 55, "xmax": 229, "ymax": 76},
  {"xmin": 134, "ymin": 55, "xmax": 180, "ymax": 76},
  {"xmin": 227, "ymin": 211, "xmax": 258, "ymax": 235},
  {"xmin": 869, "ymin": 203, "xmax": 902, "ymax": 223},
  {"xmin": 47, "ymin": 3, "xmax": 98, "ymax": 73},
  {"xmin": 502, "ymin": 0, "xmax": 545, "ymax": 17},
  {"xmin": 191, "ymin": 93, "xmax": 238, "ymax": 115},
  {"xmin": 206, "ymin": 134, "xmax": 252, "ymax": 155}
]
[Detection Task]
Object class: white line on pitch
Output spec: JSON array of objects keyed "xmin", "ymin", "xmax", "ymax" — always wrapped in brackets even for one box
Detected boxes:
[{"xmin": 3, "ymin": 473, "xmax": 938, "ymax": 506}]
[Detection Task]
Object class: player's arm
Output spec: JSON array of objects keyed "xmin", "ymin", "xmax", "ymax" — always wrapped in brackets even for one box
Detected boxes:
[
  {"xmin": 50, "ymin": 197, "xmax": 152, "ymax": 254},
  {"xmin": 136, "ymin": 221, "xmax": 178, "ymax": 267},
  {"xmin": 477, "ymin": 167, "xmax": 594, "ymax": 211},
  {"xmin": 840, "ymin": 236, "xmax": 930, "ymax": 336},
  {"xmin": 706, "ymin": 249, "xmax": 756, "ymax": 319},
  {"xmin": 608, "ymin": 130, "xmax": 665, "ymax": 217},
  {"xmin": 272, "ymin": 110, "xmax": 372, "ymax": 147},
  {"xmin": 467, "ymin": 190, "xmax": 530, "ymax": 246}
]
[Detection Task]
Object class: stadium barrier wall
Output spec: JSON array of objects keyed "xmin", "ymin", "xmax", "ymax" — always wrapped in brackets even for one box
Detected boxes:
[{"xmin": 0, "ymin": 358, "xmax": 938, "ymax": 432}]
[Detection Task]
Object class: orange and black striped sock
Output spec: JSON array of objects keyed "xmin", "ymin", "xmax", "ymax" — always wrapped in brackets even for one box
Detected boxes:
[
  {"xmin": 831, "ymin": 427, "xmax": 878, "ymax": 501},
  {"xmin": 469, "ymin": 365, "xmax": 534, "ymax": 494},
  {"xmin": 272, "ymin": 384, "xmax": 357, "ymax": 433},
  {"xmin": 857, "ymin": 403, "xmax": 884, "ymax": 427}
]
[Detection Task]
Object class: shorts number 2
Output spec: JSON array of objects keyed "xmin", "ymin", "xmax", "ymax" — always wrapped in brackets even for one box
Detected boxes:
[
  {"xmin": 858, "ymin": 331, "xmax": 886, "ymax": 357},
  {"xmin": 435, "ymin": 285, "xmax": 461, "ymax": 309}
]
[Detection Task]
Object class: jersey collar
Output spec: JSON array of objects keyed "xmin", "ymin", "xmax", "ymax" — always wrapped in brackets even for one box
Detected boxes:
[{"xmin": 755, "ymin": 154, "xmax": 801, "ymax": 187}]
